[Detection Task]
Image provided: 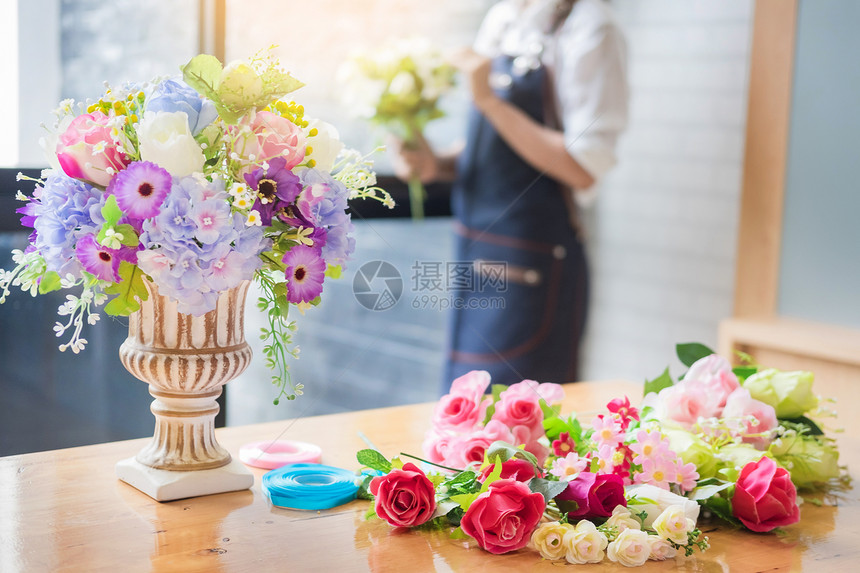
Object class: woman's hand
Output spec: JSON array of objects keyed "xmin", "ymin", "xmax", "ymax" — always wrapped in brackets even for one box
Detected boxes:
[
  {"xmin": 453, "ymin": 48, "xmax": 498, "ymax": 112},
  {"xmin": 390, "ymin": 133, "xmax": 440, "ymax": 184}
]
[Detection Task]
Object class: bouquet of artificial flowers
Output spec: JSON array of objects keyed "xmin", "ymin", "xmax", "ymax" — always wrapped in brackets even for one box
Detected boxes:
[
  {"xmin": 338, "ymin": 37, "xmax": 455, "ymax": 219},
  {"xmin": 357, "ymin": 344, "xmax": 845, "ymax": 565},
  {"xmin": 0, "ymin": 50, "xmax": 392, "ymax": 403}
]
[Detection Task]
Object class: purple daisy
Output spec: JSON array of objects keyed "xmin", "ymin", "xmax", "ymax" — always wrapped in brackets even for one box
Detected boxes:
[
  {"xmin": 107, "ymin": 161, "xmax": 171, "ymax": 220},
  {"xmin": 75, "ymin": 234, "xmax": 124, "ymax": 282},
  {"xmin": 282, "ymin": 244, "xmax": 325, "ymax": 304},
  {"xmin": 243, "ymin": 157, "xmax": 302, "ymax": 226}
]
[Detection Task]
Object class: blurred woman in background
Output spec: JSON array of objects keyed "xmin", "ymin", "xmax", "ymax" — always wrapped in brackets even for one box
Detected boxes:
[{"xmin": 395, "ymin": 0, "xmax": 628, "ymax": 390}]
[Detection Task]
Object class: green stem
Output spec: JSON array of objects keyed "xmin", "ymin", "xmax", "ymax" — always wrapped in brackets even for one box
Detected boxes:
[
  {"xmin": 407, "ymin": 177, "xmax": 425, "ymax": 220},
  {"xmin": 399, "ymin": 452, "xmax": 464, "ymax": 473}
]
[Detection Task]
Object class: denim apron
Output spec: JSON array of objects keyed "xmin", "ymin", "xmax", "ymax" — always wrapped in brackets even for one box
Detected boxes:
[{"xmin": 444, "ymin": 53, "xmax": 589, "ymax": 390}]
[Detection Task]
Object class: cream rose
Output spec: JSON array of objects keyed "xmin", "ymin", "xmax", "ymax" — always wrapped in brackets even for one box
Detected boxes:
[
  {"xmin": 648, "ymin": 536, "xmax": 678, "ymax": 561},
  {"xmin": 607, "ymin": 528, "xmax": 651, "ymax": 567},
  {"xmin": 530, "ymin": 521, "xmax": 572, "ymax": 561},
  {"xmin": 652, "ymin": 504, "xmax": 695, "ymax": 545},
  {"xmin": 138, "ymin": 111, "xmax": 205, "ymax": 177},
  {"xmin": 625, "ymin": 484, "xmax": 700, "ymax": 529},
  {"xmin": 606, "ymin": 505, "xmax": 642, "ymax": 534},
  {"xmin": 302, "ymin": 119, "xmax": 344, "ymax": 172},
  {"xmin": 562, "ymin": 520, "xmax": 608, "ymax": 565}
]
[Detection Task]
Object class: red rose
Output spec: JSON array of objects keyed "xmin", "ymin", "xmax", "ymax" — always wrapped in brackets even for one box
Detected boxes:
[
  {"xmin": 732, "ymin": 456, "xmax": 800, "ymax": 532},
  {"xmin": 369, "ymin": 462, "xmax": 436, "ymax": 527},
  {"xmin": 460, "ymin": 478, "xmax": 545, "ymax": 554},
  {"xmin": 479, "ymin": 459, "xmax": 540, "ymax": 483},
  {"xmin": 556, "ymin": 472, "xmax": 626, "ymax": 519}
]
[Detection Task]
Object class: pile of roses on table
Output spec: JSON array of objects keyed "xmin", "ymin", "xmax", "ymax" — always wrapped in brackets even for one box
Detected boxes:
[{"xmin": 361, "ymin": 350, "xmax": 839, "ymax": 565}]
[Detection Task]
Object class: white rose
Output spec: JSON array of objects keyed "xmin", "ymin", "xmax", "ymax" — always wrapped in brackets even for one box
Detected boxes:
[
  {"xmin": 607, "ymin": 528, "xmax": 651, "ymax": 567},
  {"xmin": 563, "ymin": 520, "xmax": 608, "ymax": 565},
  {"xmin": 625, "ymin": 484, "xmax": 700, "ymax": 528},
  {"xmin": 648, "ymin": 536, "xmax": 678, "ymax": 561},
  {"xmin": 388, "ymin": 71, "xmax": 417, "ymax": 97},
  {"xmin": 302, "ymin": 119, "xmax": 344, "ymax": 172},
  {"xmin": 138, "ymin": 111, "xmax": 205, "ymax": 177},
  {"xmin": 652, "ymin": 504, "xmax": 695, "ymax": 545}
]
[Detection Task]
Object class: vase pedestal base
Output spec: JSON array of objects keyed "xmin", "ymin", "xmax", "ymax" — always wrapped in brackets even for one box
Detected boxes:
[{"xmin": 116, "ymin": 457, "xmax": 254, "ymax": 502}]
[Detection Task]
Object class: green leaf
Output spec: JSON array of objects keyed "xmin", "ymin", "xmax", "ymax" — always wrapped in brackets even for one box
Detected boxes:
[
  {"xmin": 180, "ymin": 54, "xmax": 224, "ymax": 100},
  {"xmin": 676, "ymin": 342, "xmax": 715, "ymax": 367},
  {"xmin": 485, "ymin": 441, "xmax": 539, "ymax": 472},
  {"xmin": 450, "ymin": 492, "xmax": 479, "ymax": 511},
  {"xmin": 690, "ymin": 481, "xmax": 733, "ymax": 501},
  {"xmin": 782, "ymin": 416, "xmax": 824, "ymax": 436},
  {"xmin": 644, "ymin": 367, "xmax": 674, "ymax": 396},
  {"xmin": 324, "ymin": 264, "xmax": 342, "ymax": 279},
  {"xmin": 356, "ymin": 449, "xmax": 391, "ymax": 473},
  {"xmin": 38, "ymin": 271, "xmax": 62, "ymax": 295},
  {"xmin": 529, "ymin": 478, "xmax": 568, "ymax": 504},
  {"xmin": 449, "ymin": 526, "xmax": 469, "ymax": 540},
  {"xmin": 732, "ymin": 366, "xmax": 758, "ymax": 382},
  {"xmin": 539, "ymin": 398, "xmax": 561, "ymax": 419},
  {"xmin": 482, "ymin": 384, "xmax": 507, "ymax": 425},
  {"xmin": 103, "ymin": 262, "xmax": 149, "ymax": 316},
  {"xmin": 101, "ymin": 195, "xmax": 122, "ymax": 227},
  {"xmin": 114, "ymin": 224, "xmax": 140, "ymax": 247}
]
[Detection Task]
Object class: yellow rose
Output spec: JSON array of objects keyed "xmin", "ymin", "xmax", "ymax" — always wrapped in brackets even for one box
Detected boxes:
[
  {"xmin": 607, "ymin": 528, "xmax": 651, "ymax": 567},
  {"xmin": 530, "ymin": 521, "xmax": 572, "ymax": 561},
  {"xmin": 563, "ymin": 520, "xmax": 608, "ymax": 564},
  {"xmin": 648, "ymin": 536, "xmax": 678, "ymax": 561},
  {"xmin": 606, "ymin": 506, "xmax": 642, "ymax": 534},
  {"xmin": 652, "ymin": 504, "xmax": 695, "ymax": 545}
]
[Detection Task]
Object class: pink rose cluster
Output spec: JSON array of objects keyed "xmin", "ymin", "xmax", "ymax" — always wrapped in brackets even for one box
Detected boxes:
[
  {"xmin": 649, "ymin": 355, "xmax": 778, "ymax": 449},
  {"xmin": 422, "ymin": 371, "xmax": 564, "ymax": 470}
]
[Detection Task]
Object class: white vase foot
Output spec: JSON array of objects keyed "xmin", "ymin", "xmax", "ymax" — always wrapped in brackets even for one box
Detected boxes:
[{"xmin": 116, "ymin": 457, "xmax": 254, "ymax": 502}]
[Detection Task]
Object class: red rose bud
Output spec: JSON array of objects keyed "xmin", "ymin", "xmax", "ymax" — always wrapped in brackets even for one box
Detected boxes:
[
  {"xmin": 369, "ymin": 462, "xmax": 437, "ymax": 527},
  {"xmin": 479, "ymin": 459, "xmax": 540, "ymax": 482},
  {"xmin": 731, "ymin": 456, "xmax": 800, "ymax": 532}
]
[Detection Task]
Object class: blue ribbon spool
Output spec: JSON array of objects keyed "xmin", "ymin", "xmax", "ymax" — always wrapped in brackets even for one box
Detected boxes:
[{"xmin": 262, "ymin": 463, "xmax": 361, "ymax": 510}]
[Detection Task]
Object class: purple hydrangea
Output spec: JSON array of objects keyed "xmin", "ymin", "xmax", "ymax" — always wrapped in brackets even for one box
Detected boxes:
[
  {"xmin": 18, "ymin": 172, "xmax": 105, "ymax": 278},
  {"xmin": 146, "ymin": 78, "xmax": 217, "ymax": 136},
  {"xmin": 137, "ymin": 175, "xmax": 268, "ymax": 315},
  {"xmin": 297, "ymin": 168, "xmax": 355, "ymax": 267}
]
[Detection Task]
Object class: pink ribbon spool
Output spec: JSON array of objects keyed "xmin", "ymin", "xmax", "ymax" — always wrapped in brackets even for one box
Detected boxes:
[{"xmin": 239, "ymin": 440, "xmax": 323, "ymax": 470}]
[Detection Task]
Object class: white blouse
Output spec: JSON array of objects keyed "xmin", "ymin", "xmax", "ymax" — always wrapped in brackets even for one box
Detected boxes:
[{"xmin": 473, "ymin": 0, "xmax": 629, "ymax": 182}]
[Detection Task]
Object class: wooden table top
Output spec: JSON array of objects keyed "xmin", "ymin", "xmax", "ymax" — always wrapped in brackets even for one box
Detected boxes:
[{"xmin": 1, "ymin": 379, "xmax": 857, "ymax": 572}]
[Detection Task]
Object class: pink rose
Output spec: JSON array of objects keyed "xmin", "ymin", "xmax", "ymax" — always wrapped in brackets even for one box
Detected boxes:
[
  {"xmin": 685, "ymin": 354, "xmax": 740, "ymax": 410},
  {"xmin": 446, "ymin": 421, "xmax": 515, "ymax": 468},
  {"xmin": 369, "ymin": 462, "xmax": 436, "ymax": 528},
  {"xmin": 235, "ymin": 111, "xmax": 306, "ymax": 172},
  {"xmin": 656, "ymin": 379, "xmax": 721, "ymax": 428},
  {"xmin": 479, "ymin": 459, "xmax": 541, "ymax": 483},
  {"xmin": 431, "ymin": 370, "xmax": 492, "ymax": 432},
  {"xmin": 556, "ymin": 472, "xmax": 626, "ymax": 519},
  {"xmin": 722, "ymin": 388, "xmax": 778, "ymax": 450},
  {"xmin": 56, "ymin": 111, "xmax": 130, "ymax": 187},
  {"xmin": 732, "ymin": 456, "xmax": 800, "ymax": 532},
  {"xmin": 421, "ymin": 427, "xmax": 455, "ymax": 465},
  {"xmin": 460, "ymin": 478, "xmax": 545, "ymax": 554},
  {"xmin": 492, "ymin": 381, "xmax": 545, "ymax": 441}
]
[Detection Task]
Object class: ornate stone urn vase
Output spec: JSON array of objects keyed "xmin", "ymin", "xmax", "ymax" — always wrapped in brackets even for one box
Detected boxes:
[{"xmin": 115, "ymin": 280, "xmax": 254, "ymax": 501}]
